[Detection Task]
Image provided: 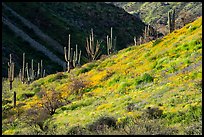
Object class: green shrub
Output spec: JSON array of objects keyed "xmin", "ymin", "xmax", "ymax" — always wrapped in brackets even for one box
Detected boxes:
[
  {"xmin": 68, "ymin": 77, "xmax": 87, "ymax": 98},
  {"xmin": 2, "ymin": 99, "xmax": 12, "ymax": 105},
  {"xmin": 61, "ymin": 98, "xmax": 94, "ymax": 111},
  {"xmin": 116, "ymin": 116, "xmax": 178, "ymax": 135},
  {"xmin": 148, "ymin": 56, "xmax": 157, "ymax": 61},
  {"xmin": 188, "ymin": 26, "xmax": 198, "ymax": 32},
  {"xmin": 48, "ymin": 72, "xmax": 67, "ymax": 82},
  {"xmin": 101, "ymin": 71, "xmax": 115, "ymax": 81},
  {"xmin": 152, "ymin": 39, "xmax": 162, "ymax": 47},
  {"xmin": 144, "ymin": 107, "xmax": 163, "ymax": 119},
  {"xmin": 108, "ymin": 75, "xmax": 120, "ymax": 86},
  {"xmin": 87, "ymin": 116, "xmax": 117, "ymax": 132},
  {"xmin": 164, "ymin": 105, "xmax": 201, "ymax": 125},
  {"xmin": 117, "ymin": 81, "xmax": 131, "ymax": 94},
  {"xmin": 77, "ymin": 63, "xmax": 98, "ymax": 74},
  {"xmin": 19, "ymin": 92, "xmax": 35, "ymax": 100},
  {"xmin": 67, "ymin": 125, "xmax": 87, "ymax": 135},
  {"xmin": 135, "ymin": 73, "xmax": 154, "ymax": 85}
]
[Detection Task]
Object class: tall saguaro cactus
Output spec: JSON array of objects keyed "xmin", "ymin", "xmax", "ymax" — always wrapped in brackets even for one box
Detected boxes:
[
  {"xmin": 8, "ymin": 54, "xmax": 14, "ymax": 90},
  {"xmin": 168, "ymin": 9, "xmax": 175, "ymax": 33},
  {"xmin": 8, "ymin": 54, "xmax": 16, "ymax": 108},
  {"xmin": 140, "ymin": 36, "xmax": 143, "ymax": 45},
  {"xmin": 78, "ymin": 50, "xmax": 82, "ymax": 66},
  {"xmin": 37, "ymin": 62, "xmax": 40, "ymax": 78},
  {"xmin": 43, "ymin": 69, "xmax": 46, "ymax": 77},
  {"xmin": 85, "ymin": 28, "xmax": 101, "ymax": 61},
  {"xmin": 64, "ymin": 34, "xmax": 72, "ymax": 72},
  {"xmin": 21, "ymin": 53, "xmax": 25, "ymax": 84},
  {"xmin": 30, "ymin": 59, "xmax": 35, "ymax": 82},
  {"xmin": 134, "ymin": 36, "xmax": 137, "ymax": 46},
  {"xmin": 25, "ymin": 62, "xmax": 31, "ymax": 84},
  {"xmin": 40, "ymin": 60, "xmax": 43, "ymax": 78},
  {"xmin": 107, "ymin": 27, "xmax": 117, "ymax": 55},
  {"xmin": 64, "ymin": 34, "xmax": 81, "ymax": 72},
  {"xmin": 73, "ymin": 44, "xmax": 82, "ymax": 67}
]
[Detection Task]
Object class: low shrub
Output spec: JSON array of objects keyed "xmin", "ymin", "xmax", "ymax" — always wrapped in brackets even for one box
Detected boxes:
[
  {"xmin": 67, "ymin": 125, "xmax": 87, "ymax": 135},
  {"xmin": 144, "ymin": 107, "xmax": 163, "ymax": 119},
  {"xmin": 117, "ymin": 116, "xmax": 178, "ymax": 135},
  {"xmin": 48, "ymin": 72, "xmax": 67, "ymax": 83},
  {"xmin": 68, "ymin": 77, "xmax": 88, "ymax": 98},
  {"xmin": 2, "ymin": 99, "xmax": 12, "ymax": 105},
  {"xmin": 184, "ymin": 119, "xmax": 202, "ymax": 135},
  {"xmin": 87, "ymin": 116, "xmax": 117, "ymax": 132},
  {"xmin": 19, "ymin": 92, "xmax": 35, "ymax": 100},
  {"xmin": 77, "ymin": 62, "xmax": 98, "ymax": 74},
  {"xmin": 152, "ymin": 39, "xmax": 162, "ymax": 47},
  {"xmin": 135, "ymin": 73, "xmax": 154, "ymax": 85}
]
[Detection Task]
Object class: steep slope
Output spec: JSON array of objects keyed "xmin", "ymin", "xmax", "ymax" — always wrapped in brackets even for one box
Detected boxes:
[
  {"xmin": 109, "ymin": 2, "xmax": 202, "ymax": 35},
  {"xmin": 2, "ymin": 2, "xmax": 146, "ymax": 77},
  {"xmin": 2, "ymin": 17, "xmax": 202, "ymax": 135},
  {"xmin": 2, "ymin": 3, "xmax": 64, "ymax": 54},
  {"xmin": 2, "ymin": 17, "xmax": 64, "ymax": 67}
]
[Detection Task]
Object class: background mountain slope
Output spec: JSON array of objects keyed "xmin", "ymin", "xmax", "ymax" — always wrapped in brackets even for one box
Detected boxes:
[
  {"xmin": 2, "ymin": 2, "xmax": 145, "ymax": 77},
  {"xmin": 2, "ymin": 17, "xmax": 202, "ymax": 135},
  {"xmin": 109, "ymin": 2, "xmax": 202, "ymax": 35}
]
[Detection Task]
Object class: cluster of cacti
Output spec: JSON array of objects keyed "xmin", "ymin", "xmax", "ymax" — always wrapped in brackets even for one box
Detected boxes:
[
  {"xmin": 168, "ymin": 9, "xmax": 175, "ymax": 33},
  {"xmin": 64, "ymin": 34, "xmax": 82, "ymax": 72},
  {"xmin": 7, "ymin": 53, "xmax": 47, "ymax": 107},
  {"xmin": 19, "ymin": 53, "xmax": 46, "ymax": 84},
  {"xmin": 133, "ymin": 35, "xmax": 144, "ymax": 46},
  {"xmin": 7, "ymin": 54, "xmax": 16, "ymax": 108},
  {"xmin": 144, "ymin": 25, "xmax": 150, "ymax": 40},
  {"xmin": 134, "ymin": 24, "xmax": 159, "ymax": 46},
  {"xmin": 107, "ymin": 27, "xmax": 117, "ymax": 55},
  {"xmin": 85, "ymin": 28, "xmax": 101, "ymax": 61}
]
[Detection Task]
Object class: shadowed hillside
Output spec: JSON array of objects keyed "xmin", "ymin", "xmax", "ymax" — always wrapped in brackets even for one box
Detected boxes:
[{"xmin": 2, "ymin": 2, "xmax": 146, "ymax": 77}]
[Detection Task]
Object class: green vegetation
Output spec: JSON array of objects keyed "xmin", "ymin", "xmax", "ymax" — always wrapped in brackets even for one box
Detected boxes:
[{"xmin": 2, "ymin": 5, "xmax": 202, "ymax": 136}]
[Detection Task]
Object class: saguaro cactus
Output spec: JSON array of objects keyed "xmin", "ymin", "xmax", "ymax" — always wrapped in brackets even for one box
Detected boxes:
[
  {"xmin": 40, "ymin": 60, "xmax": 43, "ymax": 78},
  {"xmin": 22, "ymin": 53, "xmax": 25, "ymax": 83},
  {"xmin": 26, "ymin": 63, "xmax": 31, "ymax": 84},
  {"xmin": 8, "ymin": 54, "xmax": 14, "ymax": 90},
  {"xmin": 64, "ymin": 34, "xmax": 81, "ymax": 72},
  {"xmin": 168, "ymin": 9, "xmax": 175, "ymax": 33},
  {"xmin": 37, "ymin": 62, "xmax": 40, "ymax": 78},
  {"xmin": 85, "ymin": 28, "xmax": 101, "ymax": 61},
  {"xmin": 143, "ymin": 24, "xmax": 152, "ymax": 42},
  {"xmin": 73, "ymin": 44, "xmax": 82, "ymax": 67},
  {"xmin": 134, "ymin": 36, "xmax": 137, "ymax": 46},
  {"xmin": 43, "ymin": 69, "xmax": 46, "ymax": 77},
  {"xmin": 8, "ymin": 54, "xmax": 16, "ymax": 108},
  {"xmin": 107, "ymin": 27, "xmax": 117, "ymax": 55},
  {"xmin": 19, "ymin": 69, "xmax": 22, "ymax": 80},
  {"xmin": 172, "ymin": 9, "xmax": 175, "ymax": 31},
  {"xmin": 30, "ymin": 59, "xmax": 35, "ymax": 81},
  {"xmin": 64, "ymin": 34, "xmax": 72, "ymax": 72},
  {"xmin": 140, "ymin": 36, "xmax": 143, "ymax": 45},
  {"xmin": 78, "ymin": 50, "xmax": 82, "ymax": 66}
]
